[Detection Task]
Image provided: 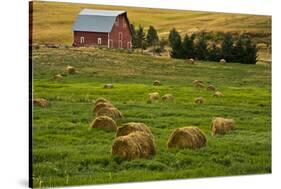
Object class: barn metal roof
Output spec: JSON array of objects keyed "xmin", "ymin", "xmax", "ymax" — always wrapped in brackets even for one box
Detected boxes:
[{"xmin": 72, "ymin": 9, "xmax": 126, "ymax": 33}]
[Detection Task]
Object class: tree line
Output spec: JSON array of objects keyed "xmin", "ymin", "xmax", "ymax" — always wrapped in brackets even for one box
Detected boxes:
[{"xmin": 130, "ymin": 24, "xmax": 258, "ymax": 64}]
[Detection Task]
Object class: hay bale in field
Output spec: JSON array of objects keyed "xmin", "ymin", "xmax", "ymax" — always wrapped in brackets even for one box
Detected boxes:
[
  {"xmin": 53, "ymin": 74, "xmax": 63, "ymax": 80},
  {"xmin": 193, "ymin": 80, "xmax": 203, "ymax": 85},
  {"xmin": 162, "ymin": 94, "xmax": 174, "ymax": 102},
  {"xmin": 90, "ymin": 116, "xmax": 117, "ymax": 131},
  {"xmin": 195, "ymin": 97, "xmax": 205, "ymax": 104},
  {"xmin": 194, "ymin": 82, "xmax": 205, "ymax": 88},
  {"xmin": 104, "ymin": 84, "xmax": 114, "ymax": 89},
  {"xmin": 220, "ymin": 59, "xmax": 226, "ymax": 64},
  {"xmin": 213, "ymin": 91, "xmax": 224, "ymax": 97},
  {"xmin": 94, "ymin": 98, "xmax": 110, "ymax": 105},
  {"xmin": 148, "ymin": 92, "xmax": 160, "ymax": 100},
  {"xmin": 96, "ymin": 107, "xmax": 122, "ymax": 119},
  {"xmin": 167, "ymin": 126, "xmax": 206, "ymax": 149},
  {"xmin": 116, "ymin": 122, "xmax": 152, "ymax": 137},
  {"xmin": 153, "ymin": 80, "xmax": 161, "ymax": 86},
  {"xmin": 33, "ymin": 98, "xmax": 49, "ymax": 107},
  {"xmin": 112, "ymin": 131, "xmax": 156, "ymax": 160},
  {"xmin": 211, "ymin": 117, "xmax": 235, "ymax": 135},
  {"xmin": 207, "ymin": 85, "xmax": 216, "ymax": 91},
  {"xmin": 93, "ymin": 102, "xmax": 114, "ymax": 113},
  {"xmin": 186, "ymin": 58, "xmax": 194, "ymax": 64},
  {"xmin": 65, "ymin": 65, "xmax": 76, "ymax": 74}
]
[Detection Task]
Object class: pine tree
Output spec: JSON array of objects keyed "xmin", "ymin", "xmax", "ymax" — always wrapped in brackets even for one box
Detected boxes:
[
  {"xmin": 136, "ymin": 25, "xmax": 146, "ymax": 53},
  {"xmin": 195, "ymin": 33, "xmax": 208, "ymax": 60},
  {"xmin": 168, "ymin": 28, "xmax": 183, "ymax": 58},
  {"xmin": 232, "ymin": 36, "xmax": 245, "ymax": 63},
  {"xmin": 182, "ymin": 34, "xmax": 195, "ymax": 59},
  {"xmin": 146, "ymin": 26, "xmax": 159, "ymax": 47},
  {"xmin": 130, "ymin": 24, "xmax": 138, "ymax": 49},
  {"xmin": 221, "ymin": 33, "xmax": 234, "ymax": 62},
  {"xmin": 208, "ymin": 43, "xmax": 221, "ymax": 61},
  {"xmin": 242, "ymin": 38, "xmax": 258, "ymax": 64}
]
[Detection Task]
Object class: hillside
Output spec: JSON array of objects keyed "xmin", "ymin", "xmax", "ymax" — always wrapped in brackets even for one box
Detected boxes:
[
  {"xmin": 32, "ymin": 46, "xmax": 271, "ymax": 187},
  {"xmin": 31, "ymin": 1, "xmax": 271, "ymax": 45}
]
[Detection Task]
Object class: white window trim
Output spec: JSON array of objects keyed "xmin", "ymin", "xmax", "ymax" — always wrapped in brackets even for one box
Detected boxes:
[
  {"xmin": 97, "ymin": 38, "xmax": 102, "ymax": 45},
  {"xmin": 80, "ymin": 36, "xmax": 84, "ymax": 44},
  {"xmin": 119, "ymin": 32, "xmax": 123, "ymax": 40},
  {"xmin": 118, "ymin": 40, "xmax": 122, "ymax": 48},
  {"xmin": 127, "ymin": 42, "xmax": 132, "ymax": 48},
  {"xmin": 110, "ymin": 40, "xmax": 113, "ymax": 48}
]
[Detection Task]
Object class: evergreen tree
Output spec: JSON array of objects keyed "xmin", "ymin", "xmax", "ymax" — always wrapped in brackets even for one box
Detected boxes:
[
  {"xmin": 208, "ymin": 43, "xmax": 221, "ymax": 61},
  {"xmin": 221, "ymin": 33, "xmax": 234, "ymax": 62},
  {"xmin": 136, "ymin": 25, "xmax": 146, "ymax": 53},
  {"xmin": 242, "ymin": 38, "xmax": 258, "ymax": 64},
  {"xmin": 146, "ymin": 26, "xmax": 159, "ymax": 47},
  {"xmin": 168, "ymin": 28, "xmax": 183, "ymax": 58},
  {"xmin": 182, "ymin": 34, "xmax": 195, "ymax": 59},
  {"xmin": 195, "ymin": 33, "xmax": 208, "ymax": 60},
  {"xmin": 232, "ymin": 36, "xmax": 245, "ymax": 63},
  {"xmin": 130, "ymin": 24, "xmax": 138, "ymax": 48}
]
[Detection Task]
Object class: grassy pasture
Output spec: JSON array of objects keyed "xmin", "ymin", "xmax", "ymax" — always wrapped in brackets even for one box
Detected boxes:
[
  {"xmin": 32, "ymin": 1, "xmax": 271, "ymax": 45},
  {"xmin": 32, "ymin": 47, "xmax": 271, "ymax": 187}
]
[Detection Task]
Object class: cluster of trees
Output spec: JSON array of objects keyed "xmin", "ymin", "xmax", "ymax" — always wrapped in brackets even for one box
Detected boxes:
[
  {"xmin": 168, "ymin": 28, "xmax": 258, "ymax": 64},
  {"xmin": 131, "ymin": 24, "xmax": 166, "ymax": 53}
]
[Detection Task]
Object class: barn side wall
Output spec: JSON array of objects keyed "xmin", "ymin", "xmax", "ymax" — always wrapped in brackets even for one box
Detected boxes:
[
  {"xmin": 73, "ymin": 31, "xmax": 108, "ymax": 47},
  {"xmin": 109, "ymin": 13, "xmax": 132, "ymax": 49}
]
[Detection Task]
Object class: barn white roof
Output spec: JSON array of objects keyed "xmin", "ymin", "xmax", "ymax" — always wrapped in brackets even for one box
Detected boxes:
[{"xmin": 72, "ymin": 9, "xmax": 126, "ymax": 33}]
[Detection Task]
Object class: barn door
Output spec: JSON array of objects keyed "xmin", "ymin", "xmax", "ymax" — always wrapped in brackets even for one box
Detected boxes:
[{"xmin": 110, "ymin": 40, "xmax": 113, "ymax": 48}]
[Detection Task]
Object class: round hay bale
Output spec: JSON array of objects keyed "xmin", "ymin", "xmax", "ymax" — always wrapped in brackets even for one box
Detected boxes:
[
  {"xmin": 162, "ymin": 94, "xmax": 174, "ymax": 102},
  {"xmin": 153, "ymin": 80, "xmax": 161, "ymax": 86},
  {"xmin": 53, "ymin": 74, "xmax": 63, "ymax": 80},
  {"xmin": 195, "ymin": 97, "xmax": 205, "ymax": 104},
  {"xmin": 167, "ymin": 127, "xmax": 206, "ymax": 149},
  {"xmin": 194, "ymin": 82, "xmax": 205, "ymax": 88},
  {"xmin": 116, "ymin": 122, "xmax": 152, "ymax": 137},
  {"xmin": 186, "ymin": 58, "xmax": 194, "ymax": 64},
  {"xmin": 148, "ymin": 92, "xmax": 160, "ymax": 101},
  {"xmin": 96, "ymin": 107, "xmax": 122, "ymax": 120},
  {"xmin": 33, "ymin": 98, "xmax": 49, "ymax": 107},
  {"xmin": 220, "ymin": 59, "xmax": 226, "ymax": 64},
  {"xmin": 93, "ymin": 102, "xmax": 114, "ymax": 113},
  {"xmin": 213, "ymin": 91, "xmax": 224, "ymax": 97},
  {"xmin": 65, "ymin": 65, "xmax": 76, "ymax": 74},
  {"xmin": 112, "ymin": 131, "xmax": 156, "ymax": 160},
  {"xmin": 90, "ymin": 116, "xmax": 117, "ymax": 131},
  {"xmin": 94, "ymin": 98, "xmax": 110, "ymax": 106},
  {"xmin": 104, "ymin": 84, "xmax": 113, "ymax": 89},
  {"xmin": 207, "ymin": 85, "xmax": 216, "ymax": 91},
  {"xmin": 193, "ymin": 80, "xmax": 203, "ymax": 85},
  {"xmin": 211, "ymin": 117, "xmax": 235, "ymax": 135}
]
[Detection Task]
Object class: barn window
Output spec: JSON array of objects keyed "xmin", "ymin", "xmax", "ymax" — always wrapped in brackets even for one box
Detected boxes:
[
  {"xmin": 115, "ymin": 16, "xmax": 119, "ymax": 26},
  {"xmin": 118, "ymin": 40, "xmax": 122, "ymax": 48},
  {"xmin": 97, "ymin": 38, "xmax": 102, "ymax": 45},
  {"xmin": 80, "ymin": 36, "xmax": 84, "ymax": 44},
  {"xmin": 119, "ymin": 32, "xmax": 123, "ymax": 40}
]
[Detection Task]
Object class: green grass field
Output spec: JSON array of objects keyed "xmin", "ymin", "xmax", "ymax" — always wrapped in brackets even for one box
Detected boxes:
[{"xmin": 32, "ymin": 47, "xmax": 271, "ymax": 187}]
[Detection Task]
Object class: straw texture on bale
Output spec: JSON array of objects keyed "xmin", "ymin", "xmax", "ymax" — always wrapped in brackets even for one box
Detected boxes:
[
  {"xmin": 116, "ymin": 122, "xmax": 152, "ymax": 137},
  {"xmin": 162, "ymin": 94, "xmax": 174, "ymax": 102},
  {"xmin": 93, "ymin": 102, "xmax": 114, "ymax": 113},
  {"xmin": 66, "ymin": 65, "xmax": 76, "ymax": 74},
  {"xmin": 195, "ymin": 97, "xmax": 205, "ymax": 104},
  {"xmin": 153, "ymin": 80, "xmax": 161, "ymax": 86},
  {"xmin": 214, "ymin": 91, "xmax": 224, "ymax": 97},
  {"xmin": 193, "ymin": 80, "xmax": 203, "ymax": 85},
  {"xmin": 104, "ymin": 84, "xmax": 113, "ymax": 89},
  {"xmin": 220, "ymin": 59, "xmax": 226, "ymax": 64},
  {"xmin": 96, "ymin": 107, "xmax": 122, "ymax": 119},
  {"xmin": 112, "ymin": 131, "xmax": 156, "ymax": 160},
  {"xmin": 90, "ymin": 116, "xmax": 117, "ymax": 131},
  {"xmin": 211, "ymin": 117, "xmax": 235, "ymax": 135},
  {"xmin": 194, "ymin": 82, "xmax": 205, "ymax": 88},
  {"xmin": 167, "ymin": 127, "xmax": 207, "ymax": 149},
  {"xmin": 94, "ymin": 98, "xmax": 110, "ymax": 106},
  {"xmin": 33, "ymin": 98, "xmax": 49, "ymax": 107},
  {"xmin": 207, "ymin": 85, "xmax": 216, "ymax": 91},
  {"xmin": 53, "ymin": 74, "xmax": 63, "ymax": 80},
  {"xmin": 148, "ymin": 92, "xmax": 160, "ymax": 101}
]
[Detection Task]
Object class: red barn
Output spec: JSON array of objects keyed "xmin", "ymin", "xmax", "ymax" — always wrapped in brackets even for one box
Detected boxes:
[{"xmin": 72, "ymin": 9, "xmax": 132, "ymax": 49}]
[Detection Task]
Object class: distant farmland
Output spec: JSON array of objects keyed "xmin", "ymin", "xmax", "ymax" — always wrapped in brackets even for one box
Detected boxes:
[{"xmin": 31, "ymin": 1, "xmax": 271, "ymax": 45}]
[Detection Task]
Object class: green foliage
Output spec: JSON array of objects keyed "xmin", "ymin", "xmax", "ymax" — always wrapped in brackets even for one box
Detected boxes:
[
  {"xmin": 146, "ymin": 25, "xmax": 159, "ymax": 47},
  {"xmin": 135, "ymin": 25, "xmax": 146, "ymax": 51},
  {"xmin": 195, "ymin": 32, "xmax": 208, "ymax": 60},
  {"xmin": 182, "ymin": 34, "xmax": 195, "ymax": 59},
  {"xmin": 208, "ymin": 43, "xmax": 221, "ymax": 61},
  {"xmin": 221, "ymin": 33, "xmax": 235, "ymax": 62},
  {"xmin": 168, "ymin": 28, "xmax": 183, "ymax": 58},
  {"xmin": 32, "ymin": 47, "xmax": 271, "ymax": 187}
]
